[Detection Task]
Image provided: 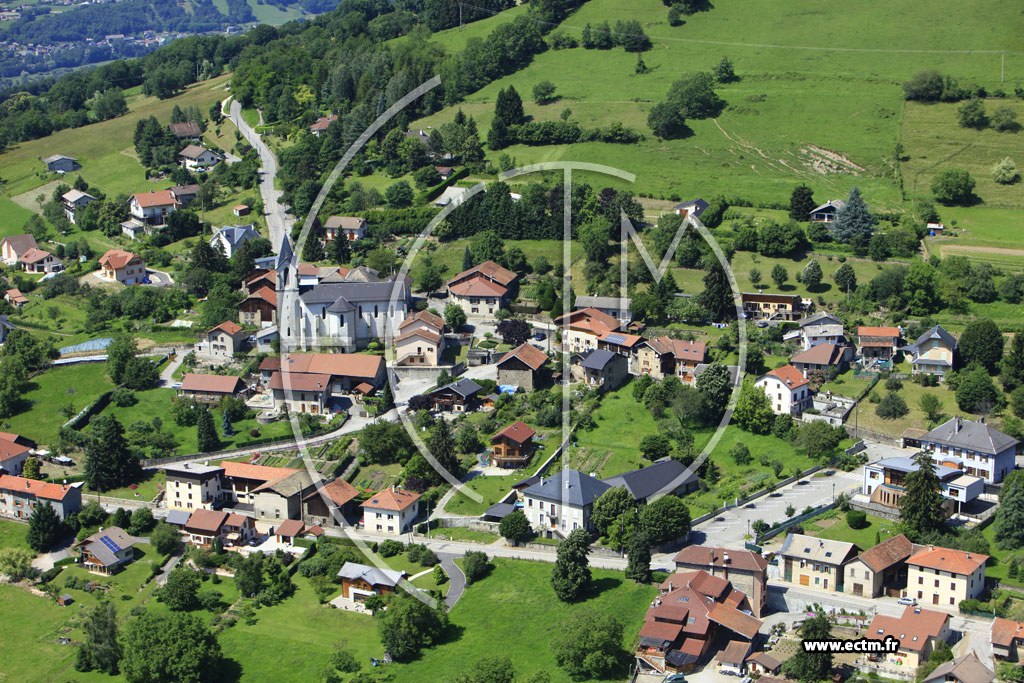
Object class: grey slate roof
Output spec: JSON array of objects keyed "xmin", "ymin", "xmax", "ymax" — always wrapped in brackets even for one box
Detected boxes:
[
  {"xmin": 870, "ymin": 457, "xmax": 960, "ymax": 480},
  {"xmin": 574, "ymin": 296, "xmax": 631, "ymax": 311},
  {"xmin": 434, "ymin": 378, "xmax": 482, "ymax": 399},
  {"xmin": 483, "ymin": 502, "xmax": 516, "ymax": 519},
  {"xmin": 601, "ymin": 459, "xmax": 698, "ymax": 501},
  {"xmin": 921, "ymin": 651, "xmax": 993, "ymax": 683},
  {"xmin": 301, "ymin": 282, "xmax": 407, "ymax": 309},
  {"xmin": 80, "ymin": 526, "xmax": 137, "ymax": 567},
  {"xmin": 276, "ymin": 235, "xmax": 294, "ymax": 272},
  {"xmin": 523, "ymin": 469, "xmax": 611, "ymax": 507},
  {"xmin": 211, "ymin": 225, "xmax": 257, "ymax": 250},
  {"xmin": 901, "ymin": 325, "xmax": 958, "ymax": 356},
  {"xmin": 165, "ymin": 509, "xmax": 192, "ymax": 526},
  {"xmin": 0, "ymin": 315, "xmax": 14, "ymax": 331},
  {"xmin": 580, "ymin": 348, "xmax": 618, "ymax": 371},
  {"xmin": 798, "ymin": 311, "xmax": 842, "ymax": 328},
  {"xmin": 923, "ymin": 417, "xmax": 1018, "ymax": 455},
  {"xmin": 671, "ymin": 198, "xmax": 708, "ymax": 216},
  {"xmin": 336, "ymin": 561, "xmax": 404, "ymax": 588}
]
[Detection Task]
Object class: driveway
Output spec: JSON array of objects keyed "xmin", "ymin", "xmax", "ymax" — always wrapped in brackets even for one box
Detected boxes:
[
  {"xmin": 437, "ymin": 552, "xmax": 466, "ymax": 610},
  {"xmin": 145, "ymin": 269, "xmax": 174, "ymax": 287},
  {"xmin": 225, "ymin": 98, "xmax": 291, "ymax": 250},
  {"xmin": 31, "ymin": 536, "xmax": 75, "ymax": 571}
]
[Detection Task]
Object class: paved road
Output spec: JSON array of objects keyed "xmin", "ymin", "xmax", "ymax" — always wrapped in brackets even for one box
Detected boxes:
[
  {"xmin": 158, "ymin": 348, "xmax": 188, "ymax": 387},
  {"xmin": 224, "ymin": 98, "xmax": 292, "ymax": 250},
  {"xmin": 437, "ymin": 552, "xmax": 466, "ymax": 609},
  {"xmin": 154, "ymin": 549, "xmax": 183, "ymax": 586}
]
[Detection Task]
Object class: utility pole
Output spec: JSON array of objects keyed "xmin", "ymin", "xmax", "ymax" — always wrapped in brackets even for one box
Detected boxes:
[
  {"xmin": 459, "ymin": 2, "xmax": 463, "ymax": 31},
  {"xmin": 1002, "ymin": 51, "xmax": 1005, "ymax": 84}
]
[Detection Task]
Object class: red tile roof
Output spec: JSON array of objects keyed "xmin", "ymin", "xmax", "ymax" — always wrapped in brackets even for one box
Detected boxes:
[
  {"xmin": 491, "ymin": 421, "xmax": 536, "ymax": 445},
  {"xmin": 395, "ymin": 328, "xmax": 441, "ymax": 345},
  {"xmin": 221, "ymin": 461, "xmax": 297, "ymax": 483},
  {"xmin": 179, "ymin": 373, "xmax": 244, "ymax": 395},
  {"xmin": 554, "ymin": 307, "xmax": 620, "ymax": 336},
  {"xmin": 5, "ymin": 288, "xmax": 27, "ymax": 304},
  {"xmin": 398, "ymin": 310, "xmax": 444, "ymax": 331},
  {"xmin": 0, "ymin": 475, "xmax": 76, "ymax": 500},
  {"xmin": 310, "ymin": 114, "xmax": 337, "ymax": 131},
  {"xmin": 497, "ymin": 342, "xmax": 548, "ymax": 371},
  {"xmin": 447, "ymin": 260, "xmax": 517, "ymax": 287},
  {"xmin": 638, "ymin": 620, "xmax": 683, "ymax": 642},
  {"xmin": 858, "ymin": 326, "xmax": 900, "ymax": 338},
  {"xmin": 131, "ymin": 190, "xmax": 178, "ymax": 209},
  {"xmin": 208, "ymin": 321, "xmax": 243, "ymax": 336},
  {"xmin": 362, "ymin": 486, "xmax": 420, "ymax": 512},
  {"xmin": 867, "ymin": 606, "xmax": 948, "ymax": 653},
  {"xmin": 717, "ymin": 640, "xmax": 751, "ymax": 665},
  {"xmin": 0, "ymin": 438, "xmax": 31, "ymax": 462},
  {"xmin": 169, "ymin": 121, "xmax": 201, "ymax": 137},
  {"xmin": 907, "ymin": 545, "xmax": 988, "ymax": 575},
  {"xmin": 280, "ymin": 353, "xmax": 383, "ymax": 380},
  {"xmin": 992, "ymin": 618, "xmax": 1024, "ymax": 647},
  {"xmin": 673, "ymin": 545, "xmax": 769, "ymax": 572},
  {"xmin": 259, "ymin": 357, "xmax": 281, "ymax": 372},
  {"xmin": 791, "ymin": 342, "xmax": 848, "ymax": 366},
  {"xmin": 706, "ymin": 602, "xmax": 762, "ymax": 640},
  {"xmin": 304, "ymin": 479, "xmax": 360, "ymax": 507},
  {"xmin": 243, "ymin": 286, "xmax": 277, "ymax": 306},
  {"xmin": 448, "ymin": 277, "xmax": 508, "ymax": 297},
  {"xmin": 854, "ymin": 534, "xmax": 916, "ymax": 573},
  {"xmin": 99, "ymin": 249, "xmax": 142, "ymax": 270},
  {"xmin": 762, "ymin": 364, "xmax": 809, "ymax": 389},
  {"xmin": 18, "ymin": 247, "xmax": 52, "ymax": 264},
  {"xmin": 268, "ymin": 371, "xmax": 331, "ymax": 393},
  {"xmin": 275, "ymin": 519, "xmax": 305, "ymax": 537},
  {"xmin": 184, "ymin": 508, "xmax": 228, "ymax": 534}
]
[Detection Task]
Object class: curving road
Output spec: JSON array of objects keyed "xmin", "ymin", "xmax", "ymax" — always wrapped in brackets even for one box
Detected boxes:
[
  {"xmin": 437, "ymin": 552, "xmax": 466, "ymax": 609},
  {"xmin": 224, "ymin": 98, "xmax": 292, "ymax": 250}
]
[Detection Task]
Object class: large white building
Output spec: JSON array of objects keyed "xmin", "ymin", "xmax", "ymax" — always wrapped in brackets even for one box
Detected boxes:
[
  {"xmin": 292, "ymin": 281, "xmax": 409, "ymax": 352},
  {"xmin": 522, "ymin": 469, "xmax": 611, "ymax": 537},
  {"xmin": 919, "ymin": 417, "xmax": 1018, "ymax": 484}
]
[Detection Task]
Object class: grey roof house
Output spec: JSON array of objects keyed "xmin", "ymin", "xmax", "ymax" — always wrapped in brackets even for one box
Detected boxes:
[
  {"xmin": 578, "ymin": 348, "xmax": 628, "ymax": 391},
  {"xmin": 210, "ymin": 224, "xmax": 259, "ymax": 258},
  {"xmin": 601, "ymin": 459, "xmax": 699, "ymax": 503},
  {"xmin": 522, "ymin": 468, "xmax": 611, "ymax": 536},
  {"xmin": 920, "ymin": 417, "xmax": 1018, "ymax": 484},
  {"xmin": 900, "ymin": 325, "xmax": 958, "ymax": 378},
  {"xmin": 427, "ymin": 379, "xmax": 483, "ymax": 412}
]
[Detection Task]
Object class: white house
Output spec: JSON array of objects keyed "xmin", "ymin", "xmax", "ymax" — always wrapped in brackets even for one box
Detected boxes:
[
  {"xmin": 808, "ymin": 199, "xmax": 846, "ymax": 222},
  {"xmin": 919, "ymin": 417, "xmax": 1018, "ymax": 484},
  {"xmin": 18, "ymin": 248, "xmax": 62, "ymax": 273},
  {"xmin": 98, "ymin": 249, "xmax": 147, "ymax": 285},
  {"xmin": 522, "ymin": 469, "xmax": 610, "ymax": 537},
  {"xmin": 360, "ymin": 486, "xmax": 420, "ymax": 535},
  {"xmin": 61, "ymin": 189, "xmax": 97, "ymax": 224},
  {"xmin": 178, "ymin": 145, "xmax": 221, "ymax": 171},
  {"xmin": 754, "ymin": 364, "xmax": 811, "ymax": 416},
  {"xmin": 210, "ymin": 224, "xmax": 259, "ymax": 258},
  {"xmin": 129, "ymin": 190, "xmax": 179, "ymax": 226},
  {"xmin": 194, "ymin": 321, "xmax": 247, "ymax": 362},
  {"xmin": 787, "ymin": 311, "xmax": 846, "ymax": 350}
]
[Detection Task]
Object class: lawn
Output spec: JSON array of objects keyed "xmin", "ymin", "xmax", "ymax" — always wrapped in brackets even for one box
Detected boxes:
[
  {"xmin": 819, "ymin": 369, "xmax": 878, "ymax": 400},
  {"xmin": 0, "ymin": 518, "xmax": 31, "ymax": 552},
  {"xmin": 443, "ymin": 462, "xmax": 546, "ymax": 517},
  {"xmin": 348, "ymin": 462, "xmax": 404, "ymax": 491},
  {"xmin": 3, "ymin": 362, "xmax": 114, "ymax": 449},
  {"xmin": 81, "ymin": 469, "xmax": 166, "ymax": 502},
  {"xmin": 97, "ymin": 387, "xmax": 298, "ymax": 457},
  {"xmin": 431, "ymin": 527, "xmax": 500, "ymax": 545},
  {"xmin": 571, "ymin": 383, "xmax": 660, "ymax": 477},
  {"xmin": 797, "ymin": 508, "xmax": 897, "ymax": 550},
  {"xmin": 391, "ymin": 558, "xmax": 657, "ymax": 682},
  {"xmin": 901, "ymin": 99, "xmax": 1024, "ymax": 210},
  {"xmin": 852, "ymin": 378, "xmax": 962, "ymax": 438},
  {"xmin": 217, "ymin": 575, "xmax": 384, "ymax": 682}
]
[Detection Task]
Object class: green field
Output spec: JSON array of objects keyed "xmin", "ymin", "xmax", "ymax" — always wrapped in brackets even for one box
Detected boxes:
[
  {"xmin": 0, "ymin": 518, "xmax": 31, "ymax": 552},
  {"xmin": 391, "ymin": 558, "xmax": 656, "ymax": 682},
  {"xmin": 2, "ymin": 362, "xmax": 114, "ymax": 449},
  {"xmin": 798, "ymin": 508, "xmax": 897, "ymax": 550},
  {"xmin": 850, "ymin": 377, "xmax": 965, "ymax": 438}
]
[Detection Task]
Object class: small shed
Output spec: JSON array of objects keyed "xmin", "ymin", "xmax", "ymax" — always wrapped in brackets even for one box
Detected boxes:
[
  {"xmin": 275, "ymin": 519, "xmax": 305, "ymax": 544},
  {"xmin": 233, "ymin": 205, "xmax": 250, "ymax": 217},
  {"xmin": 58, "ymin": 594, "xmax": 74, "ymax": 606}
]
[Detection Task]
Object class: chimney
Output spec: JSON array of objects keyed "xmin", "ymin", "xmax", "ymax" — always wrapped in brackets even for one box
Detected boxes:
[
  {"xmin": 929, "ymin": 545, "xmax": 935, "ymax": 551},
  {"xmin": 955, "ymin": 416, "xmax": 962, "ymax": 432},
  {"xmin": 966, "ymin": 553, "xmax": 971, "ymax": 559},
  {"xmin": 668, "ymin": 581, "xmax": 673, "ymax": 591},
  {"xmin": 723, "ymin": 553, "xmax": 731, "ymax": 564}
]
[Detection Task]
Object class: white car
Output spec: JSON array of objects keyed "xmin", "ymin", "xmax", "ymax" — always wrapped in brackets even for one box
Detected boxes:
[{"xmin": 897, "ymin": 596, "xmax": 917, "ymax": 606}]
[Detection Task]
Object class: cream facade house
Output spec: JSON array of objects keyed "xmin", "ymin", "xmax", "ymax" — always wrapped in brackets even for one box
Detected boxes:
[
  {"xmin": 901, "ymin": 325, "xmax": 957, "ymax": 379},
  {"xmin": 162, "ymin": 463, "xmax": 224, "ymax": 511},
  {"xmin": 129, "ymin": 190, "xmax": 179, "ymax": 226},
  {"xmin": 323, "ymin": 216, "xmax": 367, "ymax": 242},
  {"xmin": 866, "ymin": 606, "xmax": 951, "ymax": 670},
  {"xmin": 842, "ymin": 534, "xmax": 919, "ymax": 598},
  {"xmin": 98, "ymin": 249, "xmax": 147, "ymax": 285},
  {"xmin": 194, "ymin": 321, "xmax": 247, "ymax": 361},
  {"xmin": 554, "ymin": 307, "xmax": 621, "ymax": 354},
  {"xmin": 0, "ymin": 475, "xmax": 82, "ymax": 520},
  {"xmin": 780, "ymin": 533, "xmax": 859, "ymax": 592},
  {"xmin": 904, "ymin": 545, "xmax": 987, "ymax": 607},
  {"xmin": 178, "ymin": 145, "xmax": 221, "ymax": 171},
  {"xmin": 395, "ymin": 310, "xmax": 445, "ymax": 366},
  {"xmin": 445, "ymin": 260, "xmax": 517, "ymax": 317}
]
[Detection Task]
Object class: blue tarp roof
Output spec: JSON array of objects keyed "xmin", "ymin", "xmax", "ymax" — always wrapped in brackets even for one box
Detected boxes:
[{"xmin": 498, "ymin": 385, "xmax": 516, "ymax": 394}]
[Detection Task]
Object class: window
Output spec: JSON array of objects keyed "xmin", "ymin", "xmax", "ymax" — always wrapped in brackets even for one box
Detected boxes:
[
  {"xmin": 949, "ymin": 597, "xmax": 955, "ymax": 605},
  {"xmin": 934, "ymin": 579, "xmax": 940, "ymax": 587},
  {"xmin": 951, "ymin": 583, "xmax": 956, "ymax": 590},
  {"xmin": 918, "ymin": 576, "xmax": 923, "ymax": 584}
]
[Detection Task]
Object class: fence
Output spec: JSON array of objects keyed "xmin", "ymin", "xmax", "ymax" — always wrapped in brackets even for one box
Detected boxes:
[
  {"xmin": 755, "ymin": 500, "xmax": 840, "ymax": 544},
  {"xmin": 844, "ymin": 425, "xmax": 902, "ymax": 447}
]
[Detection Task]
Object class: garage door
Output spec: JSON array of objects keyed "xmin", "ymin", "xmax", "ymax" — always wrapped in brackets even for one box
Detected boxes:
[{"xmin": 799, "ymin": 574, "xmax": 809, "ymax": 586}]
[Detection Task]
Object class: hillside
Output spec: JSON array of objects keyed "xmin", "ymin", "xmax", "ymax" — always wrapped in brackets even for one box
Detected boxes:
[{"xmin": 406, "ymin": 0, "xmax": 1024, "ymax": 205}]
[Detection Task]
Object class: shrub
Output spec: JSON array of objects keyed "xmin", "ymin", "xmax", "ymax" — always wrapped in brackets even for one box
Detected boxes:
[
  {"xmin": 875, "ymin": 393, "xmax": 909, "ymax": 419},
  {"xmin": 846, "ymin": 510, "xmax": 868, "ymax": 529},
  {"xmin": 111, "ymin": 388, "xmax": 138, "ymax": 407},
  {"xmin": 378, "ymin": 540, "xmax": 404, "ymax": 558},
  {"xmin": 884, "ymin": 377, "xmax": 903, "ymax": 392},
  {"xmin": 463, "ymin": 551, "xmax": 490, "ymax": 584}
]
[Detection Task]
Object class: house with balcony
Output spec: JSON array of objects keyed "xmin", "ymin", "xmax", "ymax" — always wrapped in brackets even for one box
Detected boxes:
[
  {"xmin": 863, "ymin": 457, "xmax": 983, "ymax": 516},
  {"xmin": 791, "ymin": 342, "xmax": 853, "ymax": 378},
  {"xmin": 635, "ymin": 336, "xmax": 707, "ymax": 381},
  {"xmin": 785, "ymin": 311, "xmax": 847, "ymax": 350},
  {"xmin": 573, "ymin": 295, "xmax": 633, "ymax": 324},
  {"xmin": 808, "ymin": 199, "xmax": 845, "ymax": 222},
  {"xmin": 268, "ymin": 371, "xmax": 331, "ymax": 415},
  {"xmin": 336, "ymin": 562, "xmax": 405, "ymax": 602},
  {"xmin": 857, "ymin": 326, "xmax": 900, "ymax": 361},
  {"xmin": 445, "ymin": 260, "xmax": 518, "ymax": 318},
  {"xmin": 177, "ymin": 373, "xmax": 246, "ymax": 403},
  {"xmin": 901, "ymin": 325, "xmax": 958, "ymax": 379},
  {"xmin": 779, "ymin": 533, "xmax": 859, "ymax": 592},
  {"xmin": 395, "ymin": 310, "xmax": 445, "ymax": 366},
  {"xmin": 76, "ymin": 526, "xmax": 138, "ymax": 574},
  {"xmin": 754, "ymin": 364, "xmax": 811, "ymax": 416},
  {"xmin": 178, "ymin": 144, "xmax": 221, "ymax": 171},
  {"xmin": 239, "ymin": 287, "xmax": 277, "ymax": 327},
  {"xmin": 183, "ymin": 508, "xmax": 256, "ymax": 548},
  {"xmin": 555, "ymin": 307, "xmax": 622, "ymax": 353},
  {"xmin": 129, "ymin": 190, "xmax": 179, "ymax": 227},
  {"xmin": 490, "ymin": 421, "xmax": 536, "ymax": 469},
  {"xmin": 993, "ymin": 618, "xmax": 1024, "ymax": 662},
  {"xmin": 522, "ymin": 468, "xmax": 610, "ymax": 537},
  {"xmin": 426, "ymin": 378, "xmax": 482, "ymax": 413},
  {"xmin": 61, "ymin": 189, "xmax": 96, "ymax": 224},
  {"xmin": 919, "ymin": 416, "xmax": 1018, "ymax": 484},
  {"xmin": 576, "ymin": 349, "xmax": 628, "ymax": 391},
  {"xmin": 163, "ymin": 463, "xmax": 225, "ymax": 511},
  {"xmin": 98, "ymin": 249, "xmax": 147, "ymax": 285},
  {"xmin": 741, "ymin": 292, "xmax": 808, "ymax": 322}
]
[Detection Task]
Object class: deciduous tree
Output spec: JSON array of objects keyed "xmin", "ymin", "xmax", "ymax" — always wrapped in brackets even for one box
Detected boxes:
[
  {"xmin": 551, "ymin": 608, "xmax": 623, "ymax": 679},
  {"xmin": 551, "ymin": 528, "xmax": 591, "ymax": 601},
  {"xmin": 75, "ymin": 601, "xmax": 121, "ymax": 674},
  {"xmin": 119, "ymin": 611, "xmax": 222, "ymax": 683}
]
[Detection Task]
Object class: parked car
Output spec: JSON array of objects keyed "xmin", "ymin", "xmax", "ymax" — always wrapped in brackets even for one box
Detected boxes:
[
  {"xmin": 535, "ymin": 332, "xmax": 546, "ymax": 340},
  {"xmin": 897, "ymin": 596, "xmax": 917, "ymax": 606},
  {"xmin": 666, "ymin": 675, "xmax": 686, "ymax": 683}
]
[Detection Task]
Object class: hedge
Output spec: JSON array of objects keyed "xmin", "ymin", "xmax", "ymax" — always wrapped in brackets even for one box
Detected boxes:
[{"xmin": 417, "ymin": 167, "xmax": 471, "ymax": 204}]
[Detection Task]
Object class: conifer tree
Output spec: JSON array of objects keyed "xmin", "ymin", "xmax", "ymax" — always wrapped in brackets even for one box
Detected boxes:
[
  {"xmin": 551, "ymin": 528, "xmax": 591, "ymax": 601},
  {"xmin": 196, "ymin": 409, "xmax": 221, "ymax": 453},
  {"xmin": 625, "ymin": 531, "xmax": 651, "ymax": 583},
  {"xmin": 899, "ymin": 451, "xmax": 947, "ymax": 540}
]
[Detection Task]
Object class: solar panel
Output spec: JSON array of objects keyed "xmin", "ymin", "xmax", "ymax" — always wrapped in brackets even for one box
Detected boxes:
[
  {"xmin": 99, "ymin": 536, "xmax": 122, "ymax": 553},
  {"xmin": 604, "ymin": 333, "xmax": 626, "ymax": 344}
]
